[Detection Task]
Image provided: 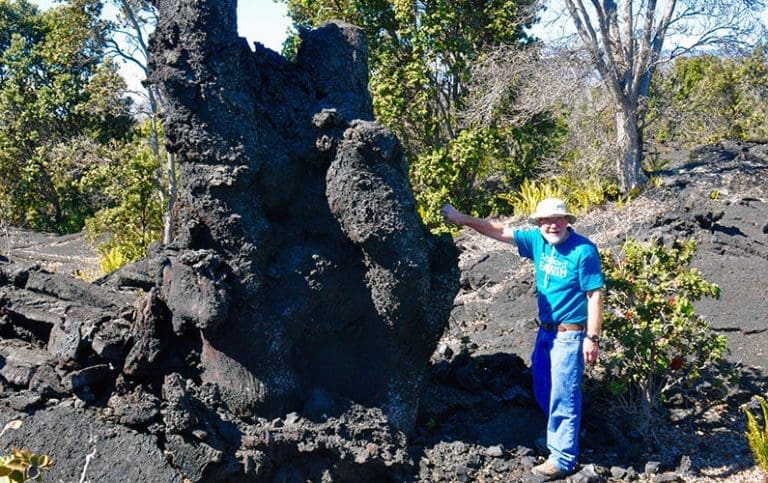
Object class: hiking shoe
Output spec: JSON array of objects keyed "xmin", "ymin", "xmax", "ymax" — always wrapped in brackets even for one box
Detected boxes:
[{"xmin": 531, "ymin": 460, "xmax": 570, "ymax": 481}]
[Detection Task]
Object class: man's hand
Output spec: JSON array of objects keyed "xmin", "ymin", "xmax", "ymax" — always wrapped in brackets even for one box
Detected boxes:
[
  {"xmin": 583, "ymin": 337, "xmax": 599, "ymax": 365},
  {"xmin": 441, "ymin": 204, "xmax": 462, "ymax": 224}
]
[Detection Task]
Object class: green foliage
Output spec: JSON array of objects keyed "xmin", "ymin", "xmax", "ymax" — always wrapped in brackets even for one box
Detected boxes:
[
  {"xmin": 498, "ymin": 177, "xmax": 564, "ymax": 216},
  {"xmin": 285, "ymin": 0, "xmax": 564, "ymax": 229},
  {"xmin": 412, "ymin": 117, "xmax": 565, "ymax": 231},
  {"xmin": 498, "ymin": 175, "xmax": 605, "ymax": 220},
  {"xmin": 286, "ymin": 0, "xmax": 536, "ymax": 151},
  {"xmin": 648, "ymin": 48, "xmax": 768, "ymax": 145},
  {"xmin": 641, "ymin": 151, "xmax": 670, "ymax": 188},
  {"xmin": 97, "ymin": 245, "xmax": 129, "ymax": 274},
  {"xmin": 0, "ymin": 448, "xmax": 53, "ymax": 482},
  {"xmin": 565, "ymin": 176, "xmax": 606, "ymax": 212},
  {"xmin": 641, "ymin": 150, "xmax": 670, "ymax": 175},
  {"xmin": 411, "ymin": 126, "xmax": 507, "ymax": 229},
  {"xmin": 744, "ymin": 395, "xmax": 768, "ymax": 472},
  {"xmin": 0, "ymin": 0, "xmax": 133, "ymax": 233},
  {"xmin": 597, "ymin": 238, "xmax": 729, "ymax": 436},
  {"xmin": 84, "ymin": 123, "xmax": 164, "ymax": 272}
]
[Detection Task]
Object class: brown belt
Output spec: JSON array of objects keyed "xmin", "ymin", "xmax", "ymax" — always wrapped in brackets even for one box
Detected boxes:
[{"xmin": 539, "ymin": 322, "xmax": 584, "ymax": 332}]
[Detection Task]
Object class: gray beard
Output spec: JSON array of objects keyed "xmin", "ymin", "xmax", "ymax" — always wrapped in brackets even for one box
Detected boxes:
[{"xmin": 542, "ymin": 231, "xmax": 568, "ymax": 245}]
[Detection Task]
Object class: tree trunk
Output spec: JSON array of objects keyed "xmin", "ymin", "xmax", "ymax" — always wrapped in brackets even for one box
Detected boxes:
[
  {"xmin": 615, "ymin": 104, "xmax": 648, "ymax": 192},
  {"xmin": 638, "ymin": 380, "xmax": 653, "ymax": 439},
  {"xmin": 162, "ymin": 151, "xmax": 176, "ymax": 245}
]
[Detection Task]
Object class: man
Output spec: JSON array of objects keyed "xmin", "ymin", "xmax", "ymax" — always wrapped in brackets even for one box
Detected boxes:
[{"xmin": 441, "ymin": 198, "xmax": 604, "ymax": 480}]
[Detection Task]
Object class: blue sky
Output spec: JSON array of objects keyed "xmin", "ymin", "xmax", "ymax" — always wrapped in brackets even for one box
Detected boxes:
[
  {"xmin": 236, "ymin": 1, "xmax": 291, "ymax": 52},
  {"xmin": 34, "ymin": 0, "xmax": 291, "ymax": 52},
  {"xmin": 32, "ymin": 0, "xmax": 291, "ymax": 95}
]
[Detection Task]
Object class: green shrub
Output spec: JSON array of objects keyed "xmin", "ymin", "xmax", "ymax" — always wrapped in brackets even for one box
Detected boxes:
[
  {"xmin": 499, "ymin": 175, "xmax": 606, "ymax": 219},
  {"xmin": 647, "ymin": 48, "xmax": 768, "ymax": 146},
  {"xmin": 560, "ymin": 176, "xmax": 606, "ymax": 213},
  {"xmin": 641, "ymin": 150, "xmax": 670, "ymax": 175},
  {"xmin": 0, "ymin": 448, "xmax": 53, "ymax": 482},
  {"xmin": 411, "ymin": 128, "xmax": 508, "ymax": 231},
  {"xmin": 84, "ymin": 135, "xmax": 164, "ymax": 272},
  {"xmin": 597, "ymin": 238, "xmax": 730, "ymax": 436},
  {"xmin": 498, "ymin": 178, "xmax": 565, "ymax": 217},
  {"xmin": 745, "ymin": 395, "xmax": 768, "ymax": 473},
  {"xmin": 98, "ymin": 246, "xmax": 130, "ymax": 275},
  {"xmin": 411, "ymin": 119, "xmax": 565, "ymax": 233}
]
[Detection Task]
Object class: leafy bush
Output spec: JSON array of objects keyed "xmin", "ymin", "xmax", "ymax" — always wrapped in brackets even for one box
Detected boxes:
[
  {"xmin": 648, "ymin": 48, "xmax": 768, "ymax": 145},
  {"xmin": 744, "ymin": 395, "xmax": 768, "ymax": 473},
  {"xmin": 499, "ymin": 175, "xmax": 606, "ymax": 219},
  {"xmin": 0, "ymin": 1, "xmax": 133, "ymax": 233},
  {"xmin": 98, "ymin": 246, "xmax": 130, "ymax": 275},
  {"xmin": 411, "ymin": 125, "xmax": 552, "ymax": 231},
  {"xmin": 498, "ymin": 178, "xmax": 565, "ymax": 216},
  {"xmin": 556, "ymin": 176, "xmax": 606, "ymax": 213},
  {"xmin": 597, "ymin": 238, "xmax": 729, "ymax": 436},
  {"xmin": 84, "ymin": 128, "xmax": 165, "ymax": 273},
  {"xmin": 0, "ymin": 448, "xmax": 53, "ymax": 482}
]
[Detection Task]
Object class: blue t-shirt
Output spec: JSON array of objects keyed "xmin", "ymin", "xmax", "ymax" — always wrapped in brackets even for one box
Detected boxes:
[{"xmin": 514, "ymin": 227, "xmax": 604, "ymax": 324}]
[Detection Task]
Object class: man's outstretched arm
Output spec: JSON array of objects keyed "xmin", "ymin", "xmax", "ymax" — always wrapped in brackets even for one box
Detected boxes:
[{"xmin": 441, "ymin": 204, "xmax": 517, "ymax": 246}]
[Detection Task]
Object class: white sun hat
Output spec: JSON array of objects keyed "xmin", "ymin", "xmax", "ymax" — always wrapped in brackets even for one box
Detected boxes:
[{"xmin": 528, "ymin": 198, "xmax": 576, "ymax": 225}]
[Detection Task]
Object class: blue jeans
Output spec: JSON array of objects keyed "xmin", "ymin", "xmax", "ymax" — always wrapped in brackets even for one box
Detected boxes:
[{"xmin": 531, "ymin": 328, "xmax": 584, "ymax": 472}]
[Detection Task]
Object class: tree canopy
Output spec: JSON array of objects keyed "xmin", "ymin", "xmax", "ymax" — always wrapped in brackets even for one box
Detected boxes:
[
  {"xmin": 0, "ymin": 0, "xmax": 133, "ymax": 232},
  {"xmin": 648, "ymin": 47, "xmax": 768, "ymax": 145}
]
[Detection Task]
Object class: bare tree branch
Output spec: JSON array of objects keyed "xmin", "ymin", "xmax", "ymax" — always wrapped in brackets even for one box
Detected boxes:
[{"xmin": 540, "ymin": 0, "xmax": 765, "ymax": 190}]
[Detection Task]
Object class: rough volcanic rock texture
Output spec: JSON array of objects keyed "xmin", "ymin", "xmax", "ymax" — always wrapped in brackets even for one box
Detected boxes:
[{"xmin": 147, "ymin": 0, "xmax": 458, "ymax": 433}]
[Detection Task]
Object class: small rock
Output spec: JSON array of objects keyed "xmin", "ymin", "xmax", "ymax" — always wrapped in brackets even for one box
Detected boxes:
[
  {"xmin": 8, "ymin": 390, "xmax": 42, "ymax": 411},
  {"xmin": 284, "ymin": 412, "xmax": 301, "ymax": 426},
  {"xmin": 486, "ymin": 445, "xmax": 504, "ymax": 457},
  {"xmin": 66, "ymin": 364, "xmax": 112, "ymax": 391},
  {"xmin": 625, "ymin": 467, "xmax": 639, "ymax": 480},
  {"xmin": 653, "ymin": 472, "xmax": 683, "ymax": 482},
  {"xmin": 437, "ymin": 343, "xmax": 454, "ymax": 359},
  {"xmin": 645, "ymin": 461, "xmax": 662, "ymax": 475},
  {"xmin": 675, "ymin": 455, "xmax": 692, "ymax": 475},
  {"xmin": 515, "ymin": 445, "xmax": 535, "ymax": 457},
  {"xmin": 610, "ymin": 465, "xmax": 629, "ymax": 479},
  {"xmin": 570, "ymin": 464, "xmax": 602, "ymax": 483}
]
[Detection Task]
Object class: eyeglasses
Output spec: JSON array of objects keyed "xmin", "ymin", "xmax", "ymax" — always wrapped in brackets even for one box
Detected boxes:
[{"xmin": 538, "ymin": 217, "xmax": 568, "ymax": 226}]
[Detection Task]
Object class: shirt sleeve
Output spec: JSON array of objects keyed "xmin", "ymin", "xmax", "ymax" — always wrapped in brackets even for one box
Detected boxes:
[
  {"xmin": 514, "ymin": 229, "xmax": 534, "ymax": 260},
  {"xmin": 579, "ymin": 245, "xmax": 605, "ymax": 291}
]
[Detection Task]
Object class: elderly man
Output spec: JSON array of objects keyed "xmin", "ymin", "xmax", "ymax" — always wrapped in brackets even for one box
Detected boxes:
[{"xmin": 441, "ymin": 198, "xmax": 604, "ymax": 480}]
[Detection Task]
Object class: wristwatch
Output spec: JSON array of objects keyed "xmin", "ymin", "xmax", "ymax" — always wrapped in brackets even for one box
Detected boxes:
[{"xmin": 586, "ymin": 334, "xmax": 600, "ymax": 344}]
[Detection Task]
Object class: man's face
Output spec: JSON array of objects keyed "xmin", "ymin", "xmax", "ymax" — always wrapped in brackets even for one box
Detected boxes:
[{"xmin": 538, "ymin": 216, "xmax": 570, "ymax": 245}]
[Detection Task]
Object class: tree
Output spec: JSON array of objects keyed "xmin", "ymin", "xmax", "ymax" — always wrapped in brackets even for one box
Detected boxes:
[
  {"xmin": 284, "ymin": 0, "xmax": 565, "ymax": 229},
  {"xmin": 104, "ymin": 0, "xmax": 177, "ymax": 244},
  {"xmin": 556, "ymin": 0, "xmax": 764, "ymax": 191},
  {"xmin": 0, "ymin": 0, "xmax": 133, "ymax": 232}
]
